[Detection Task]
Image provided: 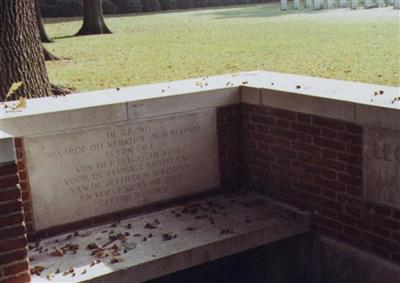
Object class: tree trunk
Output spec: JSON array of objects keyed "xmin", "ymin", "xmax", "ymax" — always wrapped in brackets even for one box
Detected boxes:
[
  {"xmin": 35, "ymin": 0, "xmax": 53, "ymax": 43},
  {"xmin": 0, "ymin": 0, "xmax": 51, "ymax": 101},
  {"xmin": 76, "ymin": 0, "xmax": 112, "ymax": 36},
  {"xmin": 43, "ymin": 46, "xmax": 59, "ymax": 61}
]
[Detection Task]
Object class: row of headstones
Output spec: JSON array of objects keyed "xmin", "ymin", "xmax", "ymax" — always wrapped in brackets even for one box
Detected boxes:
[{"xmin": 281, "ymin": 0, "xmax": 400, "ymax": 9}]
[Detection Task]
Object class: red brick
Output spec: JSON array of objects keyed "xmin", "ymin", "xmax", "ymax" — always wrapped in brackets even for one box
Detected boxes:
[
  {"xmin": 15, "ymin": 149, "xmax": 24, "ymax": 160},
  {"xmin": 0, "ymin": 249, "xmax": 27, "ymax": 265},
  {"xmin": 346, "ymin": 144, "xmax": 363, "ymax": 155},
  {"xmin": 315, "ymin": 176, "xmax": 344, "ymax": 192},
  {"xmin": 298, "ymin": 153, "xmax": 313, "ymax": 163},
  {"xmin": 276, "ymin": 119, "xmax": 290, "ymax": 129},
  {"xmin": 368, "ymin": 233, "xmax": 399, "ymax": 252},
  {"xmin": 0, "ymin": 225, "xmax": 26, "ymax": 241},
  {"xmin": 3, "ymin": 260, "xmax": 29, "ymax": 276},
  {"xmin": 338, "ymin": 174, "xmax": 362, "ymax": 187},
  {"xmin": 337, "ymin": 132, "xmax": 363, "ymax": 145},
  {"xmin": 321, "ymin": 128, "xmax": 337, "ymax": 139},
  {"xmin": 345, "ymin": 123, "xmax": 363, "ymax": 135},
  {"xmin": 0, "ymin": 164, "xmax": 18, "ymax": 177},
  {"xmin": 344, "ymin": 225, "xmax": 360, "ymax": 238},
  {"xmin": 338, "ymin": 153, "xmax": 362, "ymax": 165},
  {"xmin": 293, "ymin": 142, "xmax": 320, "ymax": 156},
  {"xmin": 0, "ymin": 237, "xmax": 27, "ymax": 253},
  {"xmin": 252, "ymin": 114, "xmax": 275, "ymax": 125},
  {"xmin": 297, "ymin": 133, "xmax": 312, "ymax": 144},
  {"xmin": 16, "ymin": 160, "xmax": 25, "ymax": 171},
  {"xmin": 275, "ymin": 137, "xmax": 291, "ymax": 148},
  {"xmin": 0, "ymin": 213, "xmax": 24, "ymax": 228},
  {"xmin": 321, "ymin": 198, "xmax": 343, "ymax": 211},
  {"xmin": 347, "ymin": 186, "xmax": 362, "ymax": 197},
  {"xmin": 313, "ymin": 156, "xmax": 345, "ymax": 171},
  {"xmin": 0, "ymin": 175, "xmax": 19, "ymax": 189},
  {"xmin": 337, "ymin": 213, "xmax": 356, "ymax": 225},
  {"xmin": 374, "ymin": 205, "xmax": 391, "ymax": 217},
  {"xmin": 313, "ymin": 116, "xmax": 345, "ymax": 130},
  {"xmin": 270, "ymin": 146, "xmax": 297, "ymax": 159},
  {"xmin": 315, "ymin": 215, "xmax": 343, "ymax": 231},
  {"xmin": 17, "ymin": 171, "xmax": 27, "ymax": 182},
  {"xmin": 298, "ymin": 182, "xmax": 321, "ymax": 195},
  {"xmin": 322, "ymin": 149, "xmax": 337, "ymax": 160},
  {"xmin": 322, "ymin": 189, "xmax": 336, "ymax": 199},
  {"xmin": 292, "ymin": 123, "xmax": 320, "ymax": 135},
  {"xmin": 0, "ymin": 188, "xmax": 21, "ymax": 202},
  {"xmin": 373, "ymin": 225, "xmax": 391, "ymax": 238},
  {"xmin": 0, "ymin": 272, "xmax": 30, "ymax": 283},
  {"xmin": 345, "ymin": 206, "xmax": 361, "ymax": 219},
  {"xmin": 0, "ymin": 201, "xmax": 22, "ymax": 215},
  {"xmin": 314, "ymin": 137, "xmax": 345, "ymax": 151},
  {"xmin": 271, "ymin": 127, "xmax": 297, "ymax": 140},
  {"xmin": 297, "ymin": 113, "xmax": 311, "ymax": 124},
  {"xmin": 13, "ymin": 138, "xmax": 23, "ymax": 149},
  {"xmin": 347, "ymin": 165, "xmax": 362, "ymax": 177}
]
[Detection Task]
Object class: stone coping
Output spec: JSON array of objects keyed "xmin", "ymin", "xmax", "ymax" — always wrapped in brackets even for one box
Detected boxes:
[
  {"xmin": 28, "ymin": 192, "xmax": 310, "ymax": 283},
  {"xmin": 1, "ymin": 71, "xmax": 399, "ymax": 137},
  {"xmin": 0, "ymin": 130, "xmax": 16, "ymax": 163}
]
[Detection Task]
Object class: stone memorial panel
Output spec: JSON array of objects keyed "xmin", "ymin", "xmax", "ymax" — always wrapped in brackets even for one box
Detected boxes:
[
  {"xmin": 25, "ymin": 110, "xmax": 220, "ymax": 230},
  {"xmin": 281, "ymin": 0, "xmax": 288, "ymax": 10},
  {"xmin": 339, "ymin": 0, "xmax": 348, "ymax": 7},
  {"xmin": 364, "ymin": 128, "xmax": 400, "ymax": 208}
]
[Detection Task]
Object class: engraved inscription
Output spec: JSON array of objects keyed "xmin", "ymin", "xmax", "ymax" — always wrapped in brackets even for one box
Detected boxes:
[
  {"xmin": 24, "ymin": 110, "xmax": 219, "ymax": 230},
  {"xmin": 365, "ymin": 128, "xmax": 400, "ymax": 208}
]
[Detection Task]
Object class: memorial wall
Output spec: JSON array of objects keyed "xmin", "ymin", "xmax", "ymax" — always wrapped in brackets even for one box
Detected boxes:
[{"xmin": 1, "ymin": 71, "xmax": 399, "ymax": 264}]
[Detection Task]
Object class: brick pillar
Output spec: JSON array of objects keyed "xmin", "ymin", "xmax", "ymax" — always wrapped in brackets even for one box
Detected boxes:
[{"xmin": 0, "ymin": 133, "xmax": 30, "ymax": 283}]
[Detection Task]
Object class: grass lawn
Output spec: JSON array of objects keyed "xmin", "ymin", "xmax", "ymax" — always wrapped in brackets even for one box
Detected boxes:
[{"xmin": 44, "ymin": 4, "xmax": 400, "ymax": 91}]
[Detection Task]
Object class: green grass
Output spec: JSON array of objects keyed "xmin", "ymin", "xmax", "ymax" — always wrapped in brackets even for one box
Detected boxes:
[{"xmin": 44, "ymin": 4, "xmax": 400, "ymax": 91}]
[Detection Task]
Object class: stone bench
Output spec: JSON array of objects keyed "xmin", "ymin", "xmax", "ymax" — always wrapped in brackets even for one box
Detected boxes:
[{"xmin": 27, "ymin": 193, "xmax": 309, "ymax": 282}]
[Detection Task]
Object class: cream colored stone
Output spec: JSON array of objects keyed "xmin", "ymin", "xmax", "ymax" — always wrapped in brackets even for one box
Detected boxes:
[
  {"xmin": 240, "ymin": 86, "xmax": 261, "ymax": 105},
  {"xmin": 0, "ymin": 131, "xmax": 15, "ymax": 163},
  {"xmin": 261, "ymin": 89, "xmax": 355, "ymax": 122},
  {"xmin": 128, "ymin": 88, "xmax": 239, "ymax": 119},
  {"xmin": 364, "ymin": 128, "xmax": 400, "ymax": 208},
  {"xmin": 24, "ymin": 110, "xmax": 220, "ymax": 230},
  {"xmin": 29, "ymin": 193, "xmax": 309, "ymax": 283},
  {"xmin": 356, "ymin": 105, "xmax": 400, "ymax": 131}
]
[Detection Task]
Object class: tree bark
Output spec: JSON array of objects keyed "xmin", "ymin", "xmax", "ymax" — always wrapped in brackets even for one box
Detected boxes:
[
  {"xmin": 35, "ymin": 0, "xmax": 53, "ymax": 43},
  {"xmin": 76, "ymin": 0, "xmax": 112, "ymax": 36},
  {"xmin": 0, "ymin": 0, "xmax": 51, "ymax": 101}
]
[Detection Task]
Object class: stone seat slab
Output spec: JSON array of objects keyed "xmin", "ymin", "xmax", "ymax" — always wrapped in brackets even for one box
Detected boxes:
[{"xmin": 29, "ymin": 192, "xmax": 310, "ymax": 283}]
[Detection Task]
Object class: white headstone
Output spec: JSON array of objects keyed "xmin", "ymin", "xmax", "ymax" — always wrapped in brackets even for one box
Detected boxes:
[
  {"xmin": 294, "ymin": 0, "xmax": 301, "ymax": 9},
  {"xmin": 24, "ymin": 110, "xmax": 220, "ymax": 230},
  {"xmin": 364, "ymin": 0, "xmax": 378, "ymax": 7},
  {"xmin": 377, "ymin": 0, "xmax": 386, "ymax": 6},
  {"xmin": 281, "ymin": 0, "xmax": 288, "ymax": 10},
  {"xmin": 327, "ymin": 0, "xmax": 336, "ymax": 8},
  {"xmin": 305, "ymin": 0, "xmax": 313, "ymax": 7},
  {"xmin": 394, "ymin": 0, "xmax": 400, "ymax": 8},
  {"xmin": 313, "ymin": 0, "xmax": 323, "ymax": 9},
  {"xmin": 351, "ymin": 0, "xmax": 358, "ymax": 8}
]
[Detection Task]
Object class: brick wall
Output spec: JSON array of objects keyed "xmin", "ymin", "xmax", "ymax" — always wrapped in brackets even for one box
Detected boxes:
[
  {"xmin": 242, "ymin": 103, "xmax": 400, "ymax": 264},
  {"xmin": 0, "ymin": 143, "xmax": 30, "ymax": 283},
  {"xmin": 14, "ymin": 139, "xmax": 33, "ymax": 235},
  {"xmin": 217, "ymin": 105, "xmax": 245, "ymax": 189}
]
